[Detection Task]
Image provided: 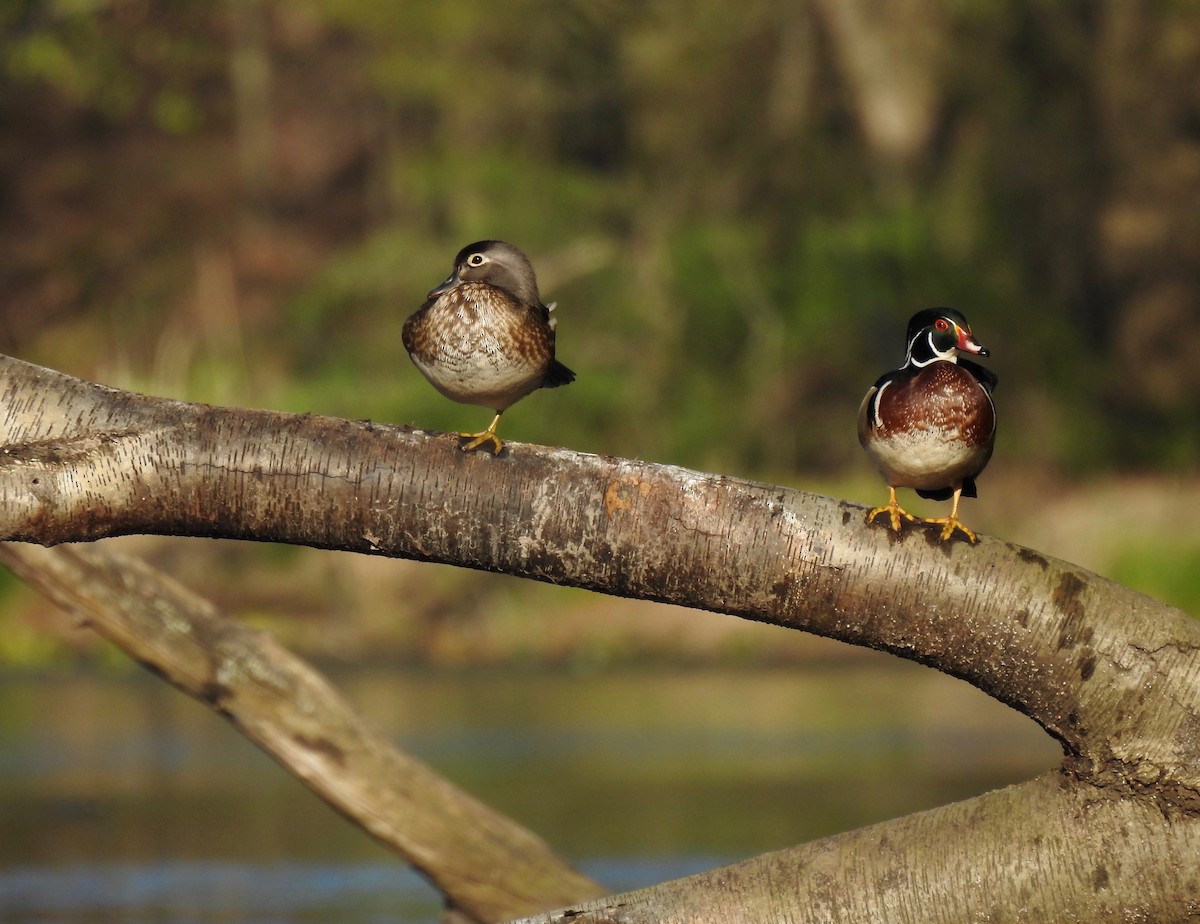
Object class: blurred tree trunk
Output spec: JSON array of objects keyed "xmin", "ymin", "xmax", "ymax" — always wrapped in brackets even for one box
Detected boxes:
[
  {"xmin": 229, "ymin": 0, "xmax": 275, "ymax": 222},
  {"xmin": 1092, "ymin": 2, "xmax": 1200, "ymax": 416},
  {"xmin": 1, "ymin": 352, "xmax": 1199, "ymax": 923},
  {"xmin": 811, "ymin": 0, "xmax": 945, "ymax": 171}
]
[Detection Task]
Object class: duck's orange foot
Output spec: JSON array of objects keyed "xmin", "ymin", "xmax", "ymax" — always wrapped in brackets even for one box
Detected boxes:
[
  {"xmin": 865, "ymin": 488, "xmax": 917, "ymax": 533},
  {"xmin": 922, "ymin": 515, "xmax": 977, "ymax": 543}
]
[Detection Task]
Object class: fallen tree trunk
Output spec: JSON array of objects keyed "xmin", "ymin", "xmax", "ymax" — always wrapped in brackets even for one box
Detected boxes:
[
  {"xmin": 2, "ymin": 353, "xmax": 1198, "ymax": 922},
  {"xmin": 518, "ymin": 773, "xmax": 1200, "ymax": 923}
]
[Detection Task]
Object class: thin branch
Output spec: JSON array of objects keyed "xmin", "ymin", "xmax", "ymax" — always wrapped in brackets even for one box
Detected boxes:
[{"xmin": 0, "ymin": 542, "xmax": 604, "ymax": 923}]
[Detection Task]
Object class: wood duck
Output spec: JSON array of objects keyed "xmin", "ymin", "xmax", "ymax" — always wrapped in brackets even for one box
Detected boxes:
[
  {"xmin": 858, "ymin": 308, "xmax": 997, "ymax": 542},
  {"xmin": 403, "ymin": 240, "xmax": 575, "ymax": 454}
]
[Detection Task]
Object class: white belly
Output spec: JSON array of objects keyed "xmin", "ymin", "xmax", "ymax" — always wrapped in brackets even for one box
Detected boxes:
[
  {"xmin": 867, "ymin": 429, "xmax": 987, "ymax": 490},
  {"xmin": 411, "ymin": 346, "xmax": 545, "ymax": 411}
]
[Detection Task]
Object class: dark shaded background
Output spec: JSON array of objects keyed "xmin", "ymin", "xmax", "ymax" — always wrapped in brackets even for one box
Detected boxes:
[{"xmin": 1, "ymin": 0, "xmax": 1198, "ymax": 663}]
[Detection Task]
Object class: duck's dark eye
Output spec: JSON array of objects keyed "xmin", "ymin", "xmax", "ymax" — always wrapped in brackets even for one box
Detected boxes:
[
  {"xmin": 467, "ymin": 253, "xmax": 486, "ymax": 267},
  {"xmin": 934, "ymin": 318, "xmax": 951, "ymax": 332}
]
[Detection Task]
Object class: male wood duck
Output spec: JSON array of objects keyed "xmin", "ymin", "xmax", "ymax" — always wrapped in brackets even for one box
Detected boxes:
[
  {"xmin": 858, "ymin": 308, "xmax": 997, "ymax": 542},
  {"xmin": 403, "ymin": 240, "xmax": 575, "ymax": 454}
]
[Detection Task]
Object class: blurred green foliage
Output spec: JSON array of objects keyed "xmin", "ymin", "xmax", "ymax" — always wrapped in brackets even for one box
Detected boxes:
[
  {"xmin": 1110, "ymin": 540, "xmax": 1200, "ymax": 616},
  {"xmin": 0, "ymin": 1, "xmax": 1198, "ymax": 486},
  {"xmin": 4, "ymin": 1, "xmax": 1199, "ymax": 481}
]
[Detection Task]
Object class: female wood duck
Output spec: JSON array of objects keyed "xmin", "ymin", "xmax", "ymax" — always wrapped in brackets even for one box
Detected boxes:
[
  {"xmin": 858, "ymin": 308, "xmax": 997, "ymax": 542},
  {"xmin": 403, "ymin": 240, "xmax": 575, "ymax": 454}
]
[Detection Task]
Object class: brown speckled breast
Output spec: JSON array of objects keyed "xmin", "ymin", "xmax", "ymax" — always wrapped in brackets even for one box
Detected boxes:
[{"xmin": 402, "ymin": 282, "xmax": 557, "ymax": 411}]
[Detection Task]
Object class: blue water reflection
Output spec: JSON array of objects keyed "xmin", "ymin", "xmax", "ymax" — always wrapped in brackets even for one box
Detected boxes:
[
  {"xmin": 0, "ymin": 663, "xmax": 1059, "ymax": 922},
  {"xmin": 0, "ymin": 862, "xmax": 432, "ymax": 923},
  {"xmin": 0, "ymin": 857, "xmax": 736, "ymax": 924}
]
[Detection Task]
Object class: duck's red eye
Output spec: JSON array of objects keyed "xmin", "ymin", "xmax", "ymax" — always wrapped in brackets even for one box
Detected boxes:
[{"xmin": 934, "ymin": 318, "xmax": 951, "ymax": 332}]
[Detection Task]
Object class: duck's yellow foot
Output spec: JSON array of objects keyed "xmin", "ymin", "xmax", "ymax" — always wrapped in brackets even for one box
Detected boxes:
[
  {"xmin": 923, "ymin": 516, "xmax": 977, "ymax": 543},
  {"xmin": 865, "ymin": 488, "xmax": 917, "ymax": 533},
  {"xmin": 457, "ymin": 413, "xmax": 504, "ymax": 454},
  {"xmin": 457, "ymin": 430, "xmax": 503, "ymax": 454}
]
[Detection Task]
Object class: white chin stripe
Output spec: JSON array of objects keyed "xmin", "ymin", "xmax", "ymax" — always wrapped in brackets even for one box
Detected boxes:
[{"xmin": 908, "ymin": 331, "xmax": 959, "ymax": 367}]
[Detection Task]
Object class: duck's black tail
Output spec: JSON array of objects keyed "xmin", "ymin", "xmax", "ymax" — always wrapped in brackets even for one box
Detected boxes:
[{"xmin": 544, "ymin": 360, "xmax": 576, "ymax": 388}]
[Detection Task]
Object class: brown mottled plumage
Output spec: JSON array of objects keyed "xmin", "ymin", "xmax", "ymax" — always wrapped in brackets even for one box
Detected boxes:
[
  {"xmin": 858, "ymin": 308, "xmax": 997, "ymax": 542},
  {"xmin": 403, "ymin": 240, "xmax": 575, "ymax": 454}
]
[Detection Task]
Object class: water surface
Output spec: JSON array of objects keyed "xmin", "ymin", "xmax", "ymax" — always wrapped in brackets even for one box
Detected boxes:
[{"xmin": 0, "ymin": 661, "xmax": 1059, "ymax": 922}]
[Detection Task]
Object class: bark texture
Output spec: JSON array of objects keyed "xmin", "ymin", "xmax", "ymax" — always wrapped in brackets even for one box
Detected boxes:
[
  {"xmin": 0, "ymin": 541, "xmax": 603, "ymax": 924},
  {"xmin": 518, "ymin": 774, "xmax": 1200, "ymax": 923},
  {"xmin": 2, "ymin": 353, "xmax": 1199, "ymax": 922}
]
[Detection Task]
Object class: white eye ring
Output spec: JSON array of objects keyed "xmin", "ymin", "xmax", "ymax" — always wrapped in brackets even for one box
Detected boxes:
[{"xmin": 467, "ymin": 253, "xmax": 486, "ymax": 267}]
